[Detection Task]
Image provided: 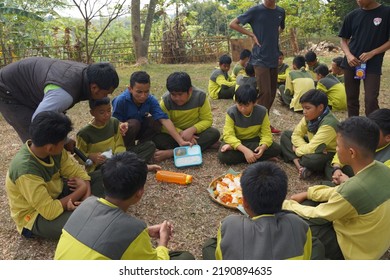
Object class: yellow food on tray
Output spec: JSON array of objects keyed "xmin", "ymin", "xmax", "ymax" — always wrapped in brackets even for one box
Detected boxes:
[{"xmin": 211, "ymin": 173, "xmax": 242, "ymax": 208}]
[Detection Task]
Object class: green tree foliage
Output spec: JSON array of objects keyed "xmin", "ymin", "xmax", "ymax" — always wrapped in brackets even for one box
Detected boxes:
[{"xmin": 187, "ymin": 1, "xmax": 230, "ymax": 36}]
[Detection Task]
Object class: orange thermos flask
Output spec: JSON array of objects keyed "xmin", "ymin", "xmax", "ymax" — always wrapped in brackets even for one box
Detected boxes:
[{"xmin": 156, "ymin": 170, "xmax": 192, "ymax": 185}]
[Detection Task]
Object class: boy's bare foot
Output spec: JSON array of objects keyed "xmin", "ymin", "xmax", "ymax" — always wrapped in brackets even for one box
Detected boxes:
[
  {"xmin": 153, "ymin": 149, "xmax": 174, "ymax": 162},
  {"xmin": 220, "ymin": 144, "xmax": 233, "ymax": 152}
]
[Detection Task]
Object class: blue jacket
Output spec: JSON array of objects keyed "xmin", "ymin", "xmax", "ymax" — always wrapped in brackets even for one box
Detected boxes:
[{"xmin": 112, "ymin": 89, "xmax": 168, "ymax": 122}]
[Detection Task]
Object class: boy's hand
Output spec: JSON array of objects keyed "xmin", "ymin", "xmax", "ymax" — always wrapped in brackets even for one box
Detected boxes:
[
  {"xmin": 243, "ymin": 149, "xmax": 257, "ymax": 163},
  {"xmin": 67, "ymin": 178, "xmax": 90, "ymax": 200},
  {"xmin": 89, "ymin": 152, "xmax": 106, "ymax": 165},
  {"xmin": 346, "ymin": 53, "xmax": 360, "ymax": 67},
  {"xmin": 290, "ymin": 192, "xmax": 308, "ymax": 203},
  {"xmin": 64, "ymin": 138, "xmax": 76, "ymax": 154},
  {"xmin": 254, "ymin": 145, "xmax": 267, "ymax": 159},
  {"xmin": 66, "ymin": 199, "xmax": 81, "ymax": 211},
  {"xmin": 147, "ymin": 164, "xmax": 161, "ymax": 172},
  {"xmin": 359, "ymin": 51, "xmax": 374, "ymax": 63},
  {"xmin": 180, "ymin": 127, "xmax": 197, "ymax": 143},
  {"xmin": 158, "ymin": 220, "xmax": 171, "ymax": 247},
  {"xmin": 119, "ymin": 122, "xmax": 129, "ymax": 136},
  {"xmin": 178, "ymin": 139, "xmax": 192, "ymax": 147},
  {"xmin": 332, "ymin": 170, "xmax": 349, "ymax": 185}
]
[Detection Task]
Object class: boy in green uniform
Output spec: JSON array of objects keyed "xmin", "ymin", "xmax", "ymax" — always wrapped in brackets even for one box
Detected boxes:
[
  {"xmin": 55, "ymin": 152, "xmax": 194, "ymax": 260},
  {"xmin": 327, "ymin": 108, "xmax": 390, "ymax": 182},
  {"xmin": 305, "ymin": 50, "xmax": 321, "ymax": 81},
  {"xmin": 218, "ymin": 84, "xmax": 281, "ymax": 165},
  {"xmin": 280, "ymin": 89, "xmax": 339, "ymax": 179},
  {"xmin": 76, "ymin": 97, "xmax": 160, "ymax": 171},
  {"xmin": 153, "ymin": 72, "xmax": 220, "ymax": 162},
  {"xmin": 284, "ymin": 116, "xmax": 390, "ymax": 259},
  {"xmin": 208, "ymin": 54, "xmax": 236, "ymax": 99},
  {"xmin": 331, "ymin": 56, "xmax": 344, "ymax": 83},
  {"xmin": 5, "ymin": 111, "xmax": 103, "ymax": 240},
  {"xmin": 231, "ymin": 49, "xmax": 251, "ymax": 79},
  {"xmin": 203, "ymin": 161, "xmax": 313, "ymax": 260},
  {"xmin": 277, "ymin": 51, "xmax": 290, "ymax": 87},
  {"xmin": 235, "ymin": 62, "xmax": 257, "ymax": 91},
  {"xmin": 280, "ymin": 55, "xmax": 315, "ymax": 112},
  {"xmin": 315, "ymin": 64, "xmax": 347, "ymax": 111}
]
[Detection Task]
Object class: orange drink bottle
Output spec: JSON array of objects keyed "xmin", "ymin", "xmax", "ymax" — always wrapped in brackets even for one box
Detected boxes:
[{"xmin": 156, "ymin": 170, "xmax": 192, "ymax": 185}]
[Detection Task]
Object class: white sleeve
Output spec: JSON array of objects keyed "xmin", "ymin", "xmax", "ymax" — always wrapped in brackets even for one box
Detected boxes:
[{"xmin": 32, "ymin": 88, "xmax": 74, "ymax": 120}]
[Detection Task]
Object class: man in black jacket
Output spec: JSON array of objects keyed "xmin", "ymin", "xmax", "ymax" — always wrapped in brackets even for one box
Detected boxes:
[{"xmin": 0, "ymin": 57, "xmax": 119, "ymax": 143}]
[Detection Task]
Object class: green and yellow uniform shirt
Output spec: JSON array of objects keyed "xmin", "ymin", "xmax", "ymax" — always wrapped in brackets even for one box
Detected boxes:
[
  {"xmin": 55, "ymin": 197, "xmax": 169, "ymax": 260},
  {"xmin": 160, "ymin": 87, "xmax": 212, "ymax": 134},
  {"xmin": 277, "ymin": 63, "xmax": 290, "ymax": 84},
  {"xmin": 285, "ymin": 68, "xmax": 315, "ymax": 111},
  {"xmin": 283, "ymin": 161, "xmax": 390, "ymax": 259},
  {"xmin": 5, "ymin": 141, "xmax": 90, "ymax": 234},
  {"xmin": 208, "ymin": 68, "xmax": 236, "ymax": 99},
  {"xmin": 215, "ymin": 213, "xmax": 312, "ymax": 260},
  {"xmin": 76, "ymin": 117, "xmax": 125, "ymax": 172},
  {"xmin": 317, "ymin": 74, "xmax": 347, "ymax": 111},
  {"xmin": 222, "ymin": 105, "xmax": 272, "ymax": 149},
  {"xmin": 292, "ymin": 113, "xmax": 339, "ymax": 157},
  {"xmin": 232, "ymin": 62, "xmax": 245, "ymax": 79}
]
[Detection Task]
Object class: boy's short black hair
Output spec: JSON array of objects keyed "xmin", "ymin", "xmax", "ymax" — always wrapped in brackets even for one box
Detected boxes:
[
  {"xmin": 101, "ymin": 152, "xmax": 148, "ymax": 200},
  {"xmin": 30, "ymin": 111, "xmax": 72, "ymax": 147},
  {"xmin": 337, "ymin": 116, "xmax": 379, "ymax": 158},
  {"xmin": 293, "ymin": 55, "xmax": 306, "ymax": 69},
  {"xmin": 244, "ymin": 63, "xmax": 255, "ymax": 77},
  {"xmin": 235, "ymin": 84, "xmax": 257, "ymax": 104},
  {"xmin": 332, "ymin": 56, "xmax": 343, "ymax": 67},
  {"xmin": 300, "ymin": 89, "xmax": 328, "ymax": 108},
  {"xmin": 239, "ymin": 49, "xmax": 251, "ymax": 60},
  {"xmin": 166, "ymin": 72, "xmax": 192, "ymax": 93},
  {"xmin": 305, "ymin": 51, "xmax": 317, "ymax": 63},
  {"xmin": 314, "ymin": 64, "xmax": 329, "ymax": 77},
  {"xmin": 241, "ymin": 161, "xmax": 288, "ymax": 215},
  {"xmin": 368, "ymin": 108, "xmax": 390, "ymax": 136},
  {"xmin": 130, "ymin": 71, "xmax": 150, "ymax": 87},
  {"xmin": 219, "ymin": 54, "xmax": 232, "ymax": 65},
  {"xmin": 89, "ymin": 97, "xmax": 111, "ymax": 109},
  {"xmin": 86, "ymin": 62, "xmax": 119, "ymax": 90}
]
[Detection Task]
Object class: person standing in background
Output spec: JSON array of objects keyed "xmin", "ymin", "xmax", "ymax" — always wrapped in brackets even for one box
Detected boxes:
[
  {"xmin": 229, "ymin": 0, "xmax": 285, "ymax": 134},
  {"xmin": 339, "ymin": 0, "xmax": 390, "ymax": 117}
]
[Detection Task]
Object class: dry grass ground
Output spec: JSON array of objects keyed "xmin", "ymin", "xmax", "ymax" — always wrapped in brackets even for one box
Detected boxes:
[{"xmin": 0, "ymin": 53, "xmax": 389, "ymax": 260}]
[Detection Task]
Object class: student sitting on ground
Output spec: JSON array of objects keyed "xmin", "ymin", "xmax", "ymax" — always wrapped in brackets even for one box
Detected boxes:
[
  {"xmin": 232, "ymin": 49, "xmax": 251, "ymax": 79},
  {"xmin": 76, "ymin": 97, "xmax": 160, "ymax": 172},
  {"xmin": 153, "ymin": 72, "xmax": 220, "ymax": 162},
  {"xmin": 112, "ymin": 71, "xmax": 191, "ymax": 162},
  {"xmin": 279, "ymin": 55, "xmax": 315, "ymax": 112},
  {"xmin": 315, "ymin": 64, "xmax": 347, "ymax": 111},
  {"xmin": 208, "ymin": 54, "xmax": 236, "ymax": 99},
  {"xmin": 305, "ymin": 50, "xmax": 321, "ymax": 81},
  {"xmin": 5, "ymin": 111, "xmax": 104, "ymax": 240},
  {"xmin": 277, "ymin": 51, "xmax": 290, "ymax": 87},
  {"xmin": 283, "ymin": 116, "xmax": 390, "ymax": 260},
  {"xmin": 326, "ymin": 108, "xmax": 390, "ymax": 182},
  {"xmin": 55, "ymin": 152, "xmax": 195, "ymax": 260},
  {"xmin": 280, "ymin": 89, "xmax": 339, "ymax": 179},
  {"xmin": 235, "ymin": 62, "xmax": 257, "ymax": 92},
  {"xmin": 203, "ymin": 161, "xmax": 313, "ymax": 260},
  {"xmin": 330, "ymin": 56, "xmax": 344, "ymax": 83},
  {"xmin": 218, "ymin": 84, "xmax": 281, "ymax": 165}
]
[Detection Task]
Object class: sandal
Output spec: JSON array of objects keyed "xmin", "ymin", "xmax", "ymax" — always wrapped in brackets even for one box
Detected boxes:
[{"xmin": 299, "ymin": 167, "xmax": 312, "ymax": 179}]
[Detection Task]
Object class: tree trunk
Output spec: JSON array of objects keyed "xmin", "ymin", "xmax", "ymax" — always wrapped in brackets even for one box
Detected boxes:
[
  {"xmin": 289, "ymin": 28, "xmax": 299, "ymax": 55},
  {"xmin": 131, "ymin": 0, "xmax": 158, "ymax": 64}
]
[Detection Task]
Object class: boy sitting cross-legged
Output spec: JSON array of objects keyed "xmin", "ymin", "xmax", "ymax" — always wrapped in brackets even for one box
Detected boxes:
[
  {"xmin": 218, "ymin": 84, "xmax": 281, "ymax": 165},
  {"xmin": 153, "ymin": 72, "xmax": 220, "ymax": 162},
  {"xmin": 76, "ymin": 97, "xmax": 160, "ymax": 172},
  {"xmin": 55, "ymin": 152, "xmax": 195, "ymax": 260},
  {"xmin": 283, "ymin": 116, "xmax": 390, "ymax": 259},
  {"xmin": 280, "ymin": 89, "xmax": 339, "ymax": 179}
]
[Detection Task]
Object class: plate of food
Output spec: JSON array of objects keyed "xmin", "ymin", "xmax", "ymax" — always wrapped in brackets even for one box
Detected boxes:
[{"xmin": 208, "ymin": 169, "xmax": 243, "ymax": 210}]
